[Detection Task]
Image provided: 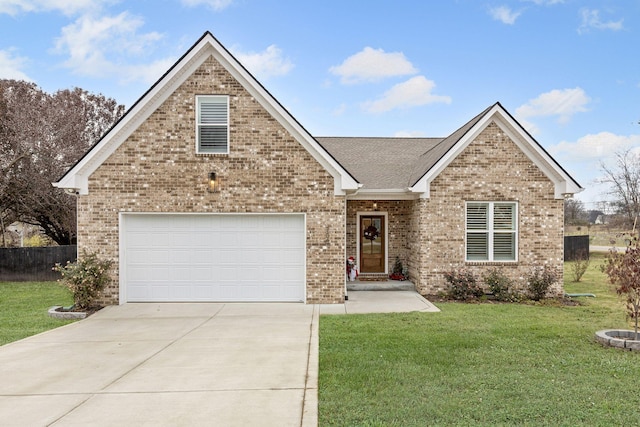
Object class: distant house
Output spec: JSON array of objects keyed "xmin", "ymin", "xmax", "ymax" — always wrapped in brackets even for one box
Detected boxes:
[
  {"xmin": 589, "ymin": 210, "xmax": 606, "ymax": 225},
  {"xmin": 54, "ymin": 32, "xmax": 582, "ymax": 305}
]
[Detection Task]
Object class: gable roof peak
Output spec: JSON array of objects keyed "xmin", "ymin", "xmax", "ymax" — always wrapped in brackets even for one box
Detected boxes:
[
  {"xmin": 408, "ymin": 102, "xmax": 583, "ymax": 199},
  {"xmin": 54, "ymin": 31, "xmax": 359, "ymax": 195}
]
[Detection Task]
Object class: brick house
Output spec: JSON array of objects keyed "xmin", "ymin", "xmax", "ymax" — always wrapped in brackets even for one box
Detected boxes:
[{"xmin": 55, "ymin": 32, "xmax": 582, "ymax": 305}]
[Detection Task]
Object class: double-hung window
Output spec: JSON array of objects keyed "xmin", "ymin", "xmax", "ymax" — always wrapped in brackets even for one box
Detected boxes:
[
  {"xmin": 196, "ymin": 95, "xmax": 229, "ymax": 154},
  {"xmin": 466, "ymin": 202, "xmax": 517, "ymax": 262}
]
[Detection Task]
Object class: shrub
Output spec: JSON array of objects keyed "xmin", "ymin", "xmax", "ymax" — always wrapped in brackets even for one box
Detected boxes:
[
  {"xmin": 570, "ymin": 250, "xmax": 590, "ymax": 282},
  {"xmin": 444, "ymin": 269, "xmax": 483, "ymax": 301},
  {"xmin": 483, "ymin": 268, "xmax": 513, "ymax": 301},
  {"xmin": 54, "ymin": 250, "xmax": 113, "ymax": 310},
  {"xmin": 526, "ymin": 265, "xmax": 558, "ymax": 301}
]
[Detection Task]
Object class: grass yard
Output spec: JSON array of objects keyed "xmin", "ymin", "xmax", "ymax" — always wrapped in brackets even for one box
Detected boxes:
[
  {"xmin": 319, "ymin": 253, "xmax": 640, "ymax": 426},
  {"xmin": 0, "ymin": 281, "xmax": 76, "ymax": 346}
]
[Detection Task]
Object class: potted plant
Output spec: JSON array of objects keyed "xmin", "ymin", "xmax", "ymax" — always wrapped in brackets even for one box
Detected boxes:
[
  {"xmin": 389, "ymin": 257, "xmax": 407, "ymax": 281},
  {"xmin": 596, "ymin": 236, "xmax": 640, "ymax": 350}
]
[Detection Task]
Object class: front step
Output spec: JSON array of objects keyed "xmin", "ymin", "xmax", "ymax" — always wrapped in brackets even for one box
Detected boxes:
[
  {"xmin": 357, "ymin": 273, "xmax": 389, "ymax": 282},
  {"xmin": 347, "ymin": 280, "xmax": 415, "ymax": 291}
]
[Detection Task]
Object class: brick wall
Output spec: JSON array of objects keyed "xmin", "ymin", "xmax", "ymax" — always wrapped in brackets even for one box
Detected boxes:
[
  {"xmin": 77, "ymin": 55, "xmax": 346, "ymax": 305},
  {"xmin": 414, "ymin": 122, "xmax": 564, "ymax": 295}
]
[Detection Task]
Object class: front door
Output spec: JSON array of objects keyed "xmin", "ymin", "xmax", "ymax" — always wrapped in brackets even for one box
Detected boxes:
[{"xmin": 360, "ymin": 215, "xmax": 385, "ymax": 273}]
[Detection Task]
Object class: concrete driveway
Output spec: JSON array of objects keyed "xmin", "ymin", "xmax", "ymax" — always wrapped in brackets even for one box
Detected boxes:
[
  {"xmin": 0, "ymin": 290, "xmax": 438, "ymax": 426},
  {"xmin": 0, "ymin": 303, "xmax": 319, "ymax": 427}
]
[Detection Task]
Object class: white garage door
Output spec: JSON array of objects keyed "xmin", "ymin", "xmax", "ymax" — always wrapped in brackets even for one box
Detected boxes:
[{"xmin": 121, "ymin": 214, "xmax": 305, "ymax": 302}]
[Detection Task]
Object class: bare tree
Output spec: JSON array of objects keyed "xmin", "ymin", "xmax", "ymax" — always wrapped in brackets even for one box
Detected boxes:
[
  {"xmin": 599, "ymin": 149, "xmax": 640, "ymax": 229},
  {"xmin": 564, "ymin": 198, "xmax": 588, "ymax": 226},
  {"xmin": 0, "ymin": 80, "xmax": 124, "ymax": 245}
]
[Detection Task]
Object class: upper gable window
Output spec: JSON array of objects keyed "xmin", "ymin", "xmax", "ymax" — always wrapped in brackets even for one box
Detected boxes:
[{"xmin": 196, "ymin": 95, "xmax": 229, "ymax": 154}]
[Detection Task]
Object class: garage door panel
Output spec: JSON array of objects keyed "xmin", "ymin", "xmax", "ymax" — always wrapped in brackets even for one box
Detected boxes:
[
  {"xmin": 192, "ymin": 249, "xmax": 213, "ymax": 264},
  {"xmin": 150, "ymin": 267, "xmax": 170, "ymax": 281},
  {"xmin": 122, "ymin": 214, "xmax": 305, "ymax": 302},
  {"xmin": 171, "ymin": 232, "xmax": 194, "ymax": 247},
  {"xmin": 150, "ymin": 250, "xmax": 170, "ymax": 264}
]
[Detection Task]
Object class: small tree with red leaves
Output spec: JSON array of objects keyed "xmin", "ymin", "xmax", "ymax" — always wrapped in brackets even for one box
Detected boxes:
[{"xmin": 604, "ymin": 236, "xmax": 640, "ymax": 340}]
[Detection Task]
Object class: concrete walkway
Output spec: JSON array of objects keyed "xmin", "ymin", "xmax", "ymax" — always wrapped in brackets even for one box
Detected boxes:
[
  {"xmin": 0, "ymin": 291, "xmax": 437, "ymax": 426},
  {"xmin": 322, "ymin": 290, "xmax": 440, "ymax": 315}
]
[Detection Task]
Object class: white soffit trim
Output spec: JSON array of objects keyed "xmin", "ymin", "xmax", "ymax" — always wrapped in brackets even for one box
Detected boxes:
[
  {"xmin": 411, "ymin": 104, "xmax": 583, "ymax": 199},
  {"xmin": 348, "ymin": 189, "xmax": 419, "ymax": 200},
  {"xmin": 53, "ymin": 32, "xmax": 358, "ymax": 195}
]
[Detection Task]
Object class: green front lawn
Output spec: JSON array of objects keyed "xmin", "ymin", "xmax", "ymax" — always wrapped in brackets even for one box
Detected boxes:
[
  {"xmin": 0, "ymin": 282, "xmax": 76, "ymax": 346},
  {"xmin": 319, "ymin": 254, "xmax": 640, "ymax": 426}
]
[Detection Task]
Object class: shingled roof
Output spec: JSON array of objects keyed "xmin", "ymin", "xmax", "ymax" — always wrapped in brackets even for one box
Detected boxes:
[
  {"xmin": 317, "ymin": 102, "xmax": 582, "ymax": 198},
  {"xmin": 316, "ymin": 137, "xmax": 442, "ymax": 190},
  {"xmin": 317, "ymin": 105, "xmax": 492, "ymax": 191}
]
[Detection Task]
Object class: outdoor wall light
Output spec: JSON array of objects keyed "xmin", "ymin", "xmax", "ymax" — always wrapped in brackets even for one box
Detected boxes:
[
  {"xmin": 208, "ymin": 172, "xmax": 219, "ymax": 193},
  {"xmin": 372, "ymin": 202, "xmax": 378, "ymax": 210}
]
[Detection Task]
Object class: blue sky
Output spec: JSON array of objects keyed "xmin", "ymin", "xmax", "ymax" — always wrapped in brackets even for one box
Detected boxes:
[{"xmin": 1, "ymin": 0, "xmax": 638, "ymax": 209}]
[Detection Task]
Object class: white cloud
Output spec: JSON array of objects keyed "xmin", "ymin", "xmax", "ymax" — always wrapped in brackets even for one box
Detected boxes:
[
  {"xmin": 233, "ymin": 45, "xmax": 293, "ymax": 79},
  {"xmin": 362, "ymin": 76, "xmax": 452, "ymax": 114},
  {"xmin": 578, "ymin": 9, "xmax": 623, "ymax": 34},
  {"xmin": 180, "ymin": 0, "xmax": 234, "ymax": 11},
  {"xmin": 0, "ymin": 0, "xmax": 110, "ymax": 16},
  {"xmin": 54, "ymin": 12, "xmax": 170, "ymax": 84},
  {"xmin": 525, "ymin": 0, "xmax": 564, "ymax": 5},
  {"xmin": 515, "ymin": 87, "xmax": 591, "ymax": 125},
  {"xmin": 549, "ymin": 132, "xmax": 640, "ymax": 160},
  {"xmin": 332, "ymin": 103, "xmax": 347, "ymax": 116},
  {"xmin": 490, "ymin": 6, "xmax": 521, "ymax": 25},
  {"xmin": 122, "ymin": 57, "xmax": 178, "ymax": 85},
  {"xmin": 330, "ymin": 47, "xmax": 418, "ymax": 84},
  {"xmin": 0, "ymin": 49, "xmax": 32, "ymax": 81},
  {"xmin": 394, "ymin": 130, "xmax": 426, "ymax": 137}
]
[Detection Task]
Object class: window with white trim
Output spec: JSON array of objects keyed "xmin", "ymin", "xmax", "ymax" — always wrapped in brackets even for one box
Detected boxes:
[
  {"xmin": 466, "ymin": 202, "xmax": 517, "ymax": 262},
  {"xmin": 196, "ymin": 95, "xmax": 229, "ymax": 154}
]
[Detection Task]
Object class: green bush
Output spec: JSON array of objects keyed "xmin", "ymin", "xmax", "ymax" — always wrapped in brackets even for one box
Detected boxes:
[
  {"xmin": 54, "ymin": 251, "xmax": 113, "ymax": 310},
  {"xmin": 444, "ymin": 269, "xmax": 483, "ymax": 301},
  {"xmin": 570, "ymin": 250, "xmax": 590, "ymax": 282},
  {"xmin": 526, "ymin": 265, "xmax": 558, "ymax": 301},
  {"xmin": 483, "ymin": 268, "xmax": 515, "ymax": 301}
]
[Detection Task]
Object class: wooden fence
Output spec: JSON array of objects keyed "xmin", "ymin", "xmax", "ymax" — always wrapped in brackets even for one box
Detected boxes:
[
  {"xmin": 0, "ymin": 246, "xmax": 77, "ymax": 281},
  {"xmin": 564, "ymin": 235, "xmax": 589, "ymax": 261}
]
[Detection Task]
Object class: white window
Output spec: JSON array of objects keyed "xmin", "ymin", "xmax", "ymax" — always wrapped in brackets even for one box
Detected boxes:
[
  {"xmin": 466, "ymin": 202, "xmax": 517, "ymax": 262},
  {"xmin": 196, "ymin": 95, "xmax": 229, "ymax": 154}
]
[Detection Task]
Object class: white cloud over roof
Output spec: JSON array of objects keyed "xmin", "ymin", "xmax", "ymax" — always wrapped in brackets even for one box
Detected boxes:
[
  {"xmin": 550, "ymin": 132, "xmax": 640, "ymax": 160},
  {"xmin": 233, "ymin": 45, "xmax": 293, "ymax": 79},
  {"xmin": 516, "ymin": 87, "xmax": 590, "ymax": 124},
  {"xmin": 362, "ymin": 76, "xmax": 451, "ymax": 113},
  {"xmin": 578, "ymin": 9, "xmax": 623, "ymax": 34},
  {"xmin": 180, "ymin": 0, "xmax": 234, "ymax": 11},
  {"xmin": 490, "ymin": 6, "xmax": 521, "ymax": 25},
  {"xmin": 53, "ymin": 12, "xmax": 173, "ymax": 85},
  {"xmin": 0, "ymin": 0, "xmax": 109, "ymax": 16},
  {"xmin": 330, "ymin": 47, "xmax": 418, "ymax": 84}
]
